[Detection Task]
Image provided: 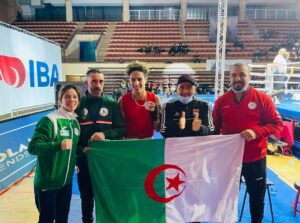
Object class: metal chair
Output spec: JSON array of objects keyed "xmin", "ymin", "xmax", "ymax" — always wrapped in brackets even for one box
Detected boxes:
[
  {"xmin": 239, "ymin": 179, "xmax": 274, "ymax": 222},
  {"xmin": 292, "ymin": 180, "xmax": 300, "ymax": 217}
]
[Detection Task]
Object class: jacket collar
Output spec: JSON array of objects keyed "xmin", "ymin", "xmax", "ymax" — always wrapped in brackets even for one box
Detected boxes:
[{"xmin": 58, "ymin": 107, "xmax": 78, "ymax": 119}]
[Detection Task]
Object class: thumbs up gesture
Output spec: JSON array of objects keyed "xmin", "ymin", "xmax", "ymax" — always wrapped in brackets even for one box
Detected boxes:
[
  {"xmin": 179, "ymin": 111, "xmax": 186, "ymax": 130},
  {"xmin": 192, "ymin": 112, "xmax": 202, "ymax": 132}
]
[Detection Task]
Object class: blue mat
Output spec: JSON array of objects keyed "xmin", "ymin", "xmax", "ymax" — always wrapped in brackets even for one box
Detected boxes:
[{"xmin": 276, "ymin": 100, "xmax": 300, "ymax": 121}]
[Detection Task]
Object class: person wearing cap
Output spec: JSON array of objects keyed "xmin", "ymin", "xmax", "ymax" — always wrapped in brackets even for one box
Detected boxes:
[
  {"xmin": 213, "ymin": 63, "xmax": 283, "ymax": 223},
  {"xmin": 160, "ymin": 74, "xmax": 214, "ymax": 137},
  {"xmin": 120, "ymin": 61, "xmax": 161, "ymax": 139}
]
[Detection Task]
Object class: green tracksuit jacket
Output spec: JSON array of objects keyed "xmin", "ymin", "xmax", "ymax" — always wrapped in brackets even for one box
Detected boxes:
[
  {"xmin": 28, "ymin": 108, "xmax": 80, "ymax": 190},
  {"xmin": 76, "ymin": 94, "xmax": 125, "ymax": 152}
]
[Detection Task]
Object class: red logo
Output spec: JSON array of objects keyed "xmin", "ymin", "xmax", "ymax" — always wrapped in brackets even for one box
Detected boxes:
[
  {"xmin": 144, "ymin": 164, "xmax": 186, "ymax": 203},
  {"xmin": 0, "ymin": 55, "xmax": 26, "ymax": 88}
]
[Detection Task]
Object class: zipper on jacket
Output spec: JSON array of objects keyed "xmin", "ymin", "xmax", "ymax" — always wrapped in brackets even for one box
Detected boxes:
[{"xmin": 63, "ymin": 120, "xmax": 74, "ymax": 186}]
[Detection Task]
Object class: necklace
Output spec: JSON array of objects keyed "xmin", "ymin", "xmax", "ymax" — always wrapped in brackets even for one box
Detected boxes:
[{"xmin": 132, "ymin": 92, "xmax": 147, "ymax": 107}]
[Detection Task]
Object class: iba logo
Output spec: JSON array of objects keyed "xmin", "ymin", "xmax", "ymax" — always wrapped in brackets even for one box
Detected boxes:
[
  {"xmin": 0, "ymin": 55, "xmax": 25, "ymax": 88},
  {"xmin": 0, "ymin": 55, "xmax": 59, "ymax": 88}
]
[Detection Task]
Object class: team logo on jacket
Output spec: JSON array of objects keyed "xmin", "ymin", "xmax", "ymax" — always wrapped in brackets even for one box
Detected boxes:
[
  {"xmin": 81, "ymin": 108, "xmax": 89, "ymax": 120},
  {"xmin": 99, "ymin": 108, "xmax": 109, "ymax": 117},
  {"xmin": 60, "ymin": 128, "xmax": 70, "ymax": 137},
  {"xmin": 248, "ymin": 102, "xmax": 257, "ymax": 110},
  {"xmin": 74, "ymin": 128, "xmax": 80, "ymax": 136},
  {"xmin": 174, "ymin": 112, "xmax": 180, "ymax": 117}
]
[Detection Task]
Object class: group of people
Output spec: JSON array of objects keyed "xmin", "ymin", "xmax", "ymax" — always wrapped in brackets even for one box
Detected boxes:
[
  {"xmin": 168, "ymin": 42, "xmax": 191, "ymax": 56},
  {"xmin": 137, "ymin": 44, "xmax": 164, "ymax": 55},
  {"xmin": 112, "ymin": 79, "xmax": 131, "ymax": 101},
  {"xmin": 28, "ymin": 61, "xmax": 283, "ymax": 223}
]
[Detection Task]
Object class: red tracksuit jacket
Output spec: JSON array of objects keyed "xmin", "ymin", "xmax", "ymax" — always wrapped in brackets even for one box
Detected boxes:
[{"xmin": 213, "ymin": 87, "xmax": 283, "ymax": 162}]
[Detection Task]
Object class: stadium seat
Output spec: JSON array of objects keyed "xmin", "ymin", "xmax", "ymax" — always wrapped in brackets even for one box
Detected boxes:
[{"xmin": 274, "ymin": 120, "xmax": 295, "ymax": 155}]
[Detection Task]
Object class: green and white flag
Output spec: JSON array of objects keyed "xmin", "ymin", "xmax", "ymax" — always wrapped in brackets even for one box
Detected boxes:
[{"xmin": 87, "ymin": 134, "xmax": 244, "ymax": 223}]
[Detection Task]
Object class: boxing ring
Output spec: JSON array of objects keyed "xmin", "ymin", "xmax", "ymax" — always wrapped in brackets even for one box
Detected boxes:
[
  {"xmin": 249, "ymin": 62, "xmax": 300, "ymax": 96},
  {"xmin": 249, "ymin": 62, "xmax": 300, "ymax": 119}
]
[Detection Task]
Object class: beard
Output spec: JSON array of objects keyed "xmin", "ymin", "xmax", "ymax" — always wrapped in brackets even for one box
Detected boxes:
[{"xmin": 88, "ymin": 87, "xmax": 103, "ymax": 97}]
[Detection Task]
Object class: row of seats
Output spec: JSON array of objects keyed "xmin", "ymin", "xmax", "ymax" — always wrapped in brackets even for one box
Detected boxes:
[
  {"xmin": 111, "ymin": 36, "xmax": 182, "ymax": 40},
  {"xmin": 107, "ymin": 47, "xmax": 249, "ymax": 53},
  {"xmin": 112, "ymin": 32, "xmax": 181, "ymax": 36},
  {"xmin": 84, "ymin": 22, "xmax": 109, "ymax": 25},
  {"xmin": 13, "ymin": 21, "xmax": 109, "ymax": 45},
  {"xmin": 15, "ymin": 25, "xmax": 76, "ymax": 29},
  {"xmin": 13, "ymin": 21, "xmax": 77, "ymax": 25},
  {"xmin": 12, "ymin": 19, "xmax": 300, "ymax": 63},
  {"xmin": 106, "ymin": 20, "xmax": 244, "ymax": 62},
  {"xmin": 114, "ymin": 27, "xmax": 180, "ymax": 31}
]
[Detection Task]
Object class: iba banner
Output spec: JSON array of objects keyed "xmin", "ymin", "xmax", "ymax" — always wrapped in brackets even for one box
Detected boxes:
[
  {"xmin": 87, "ymin": 134, "xmax": 245, "ymax": 223},
  {"xmin": 0, "ymin": 21, "xmax": 62, "ymax": 116}
]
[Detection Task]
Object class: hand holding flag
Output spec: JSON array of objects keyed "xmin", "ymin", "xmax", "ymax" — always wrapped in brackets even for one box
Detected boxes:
[
  {"xmin": 91, "ymin": 132, "xmax": 106, "ymax": 141},
  {"xmin": 240, "ymin": 129, "xmax": 257, "ymax": 141}
]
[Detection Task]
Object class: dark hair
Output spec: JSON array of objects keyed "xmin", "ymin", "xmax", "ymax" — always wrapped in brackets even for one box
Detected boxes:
[
  {"xmin": 86, "ymin": 68, "xmax": 102, "ymax": 77},
  {"xmin": 230, "ymin": 63, "xmax": 251, "ymax": 74},
  {"xmin": 58, "ymin": 85, "xmax": 81, "ymax": 107},
  {"xmin": 126, "ymin": 61, "xmax": 149, "ymax": 78}
]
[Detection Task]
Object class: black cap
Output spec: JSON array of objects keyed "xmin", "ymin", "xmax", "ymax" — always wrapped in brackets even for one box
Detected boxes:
[{"xmin": 177, "ymin": 74, "xmax": 196, "ymax": 85}]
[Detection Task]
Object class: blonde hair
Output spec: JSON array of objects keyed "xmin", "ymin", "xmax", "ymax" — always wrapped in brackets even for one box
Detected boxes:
[{"xmin": 278, "ymin": 48, "xmax": 289, "ymax": 59}]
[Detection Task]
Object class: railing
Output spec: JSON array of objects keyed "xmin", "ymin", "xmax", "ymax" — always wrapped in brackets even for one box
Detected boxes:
[
  {"xmin": 0, "ymin": 103, "xmax": 54, "ymax": 122},
  {"xmin": 246, "ymin": 9, "xmax": 297, "ymax": 21},
  {"xmin": 129, "ymin": 9, "xmax": 180, "ymax": 21}
]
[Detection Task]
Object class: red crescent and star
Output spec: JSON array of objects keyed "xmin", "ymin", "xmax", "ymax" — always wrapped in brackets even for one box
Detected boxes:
[{"xmin": 144, "ymin": 164, "xmax": 186, "ymax": 203}]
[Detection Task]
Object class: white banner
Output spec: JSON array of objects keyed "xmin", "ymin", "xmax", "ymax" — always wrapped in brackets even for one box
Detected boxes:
[{"xmin": 0, "ymin": 22, "xmax": 62, "ymax": 116}]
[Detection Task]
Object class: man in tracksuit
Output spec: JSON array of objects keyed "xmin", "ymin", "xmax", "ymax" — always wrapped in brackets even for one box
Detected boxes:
[
  {"xmin": 76, "ymin": 69, "xmax": 124, "ymax": 223},
  {"xmin": 160, "ymin": 74, "xmax": 215, "ymax": 138},
  {"xmin": 213, "ymin": 63, "xmax": 283, "ymax": 223}
]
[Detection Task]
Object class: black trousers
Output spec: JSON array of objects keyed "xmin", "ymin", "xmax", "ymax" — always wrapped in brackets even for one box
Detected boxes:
[
  {"xmin": 242, "ymin": 157, "xmax": 267, "ymax": 223},
  {"xmin": 34, "ymin": 183, "xmax": 72, "ymax": 223},
  {"xmin": 77, "ymin": 155, "xmax": 94, "ymax": 223}
]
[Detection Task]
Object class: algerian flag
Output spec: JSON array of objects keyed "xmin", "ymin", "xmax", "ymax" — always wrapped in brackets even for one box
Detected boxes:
[{"xmin": 87, "ymin": 134, "xmax": 244, "ymax": 223}]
